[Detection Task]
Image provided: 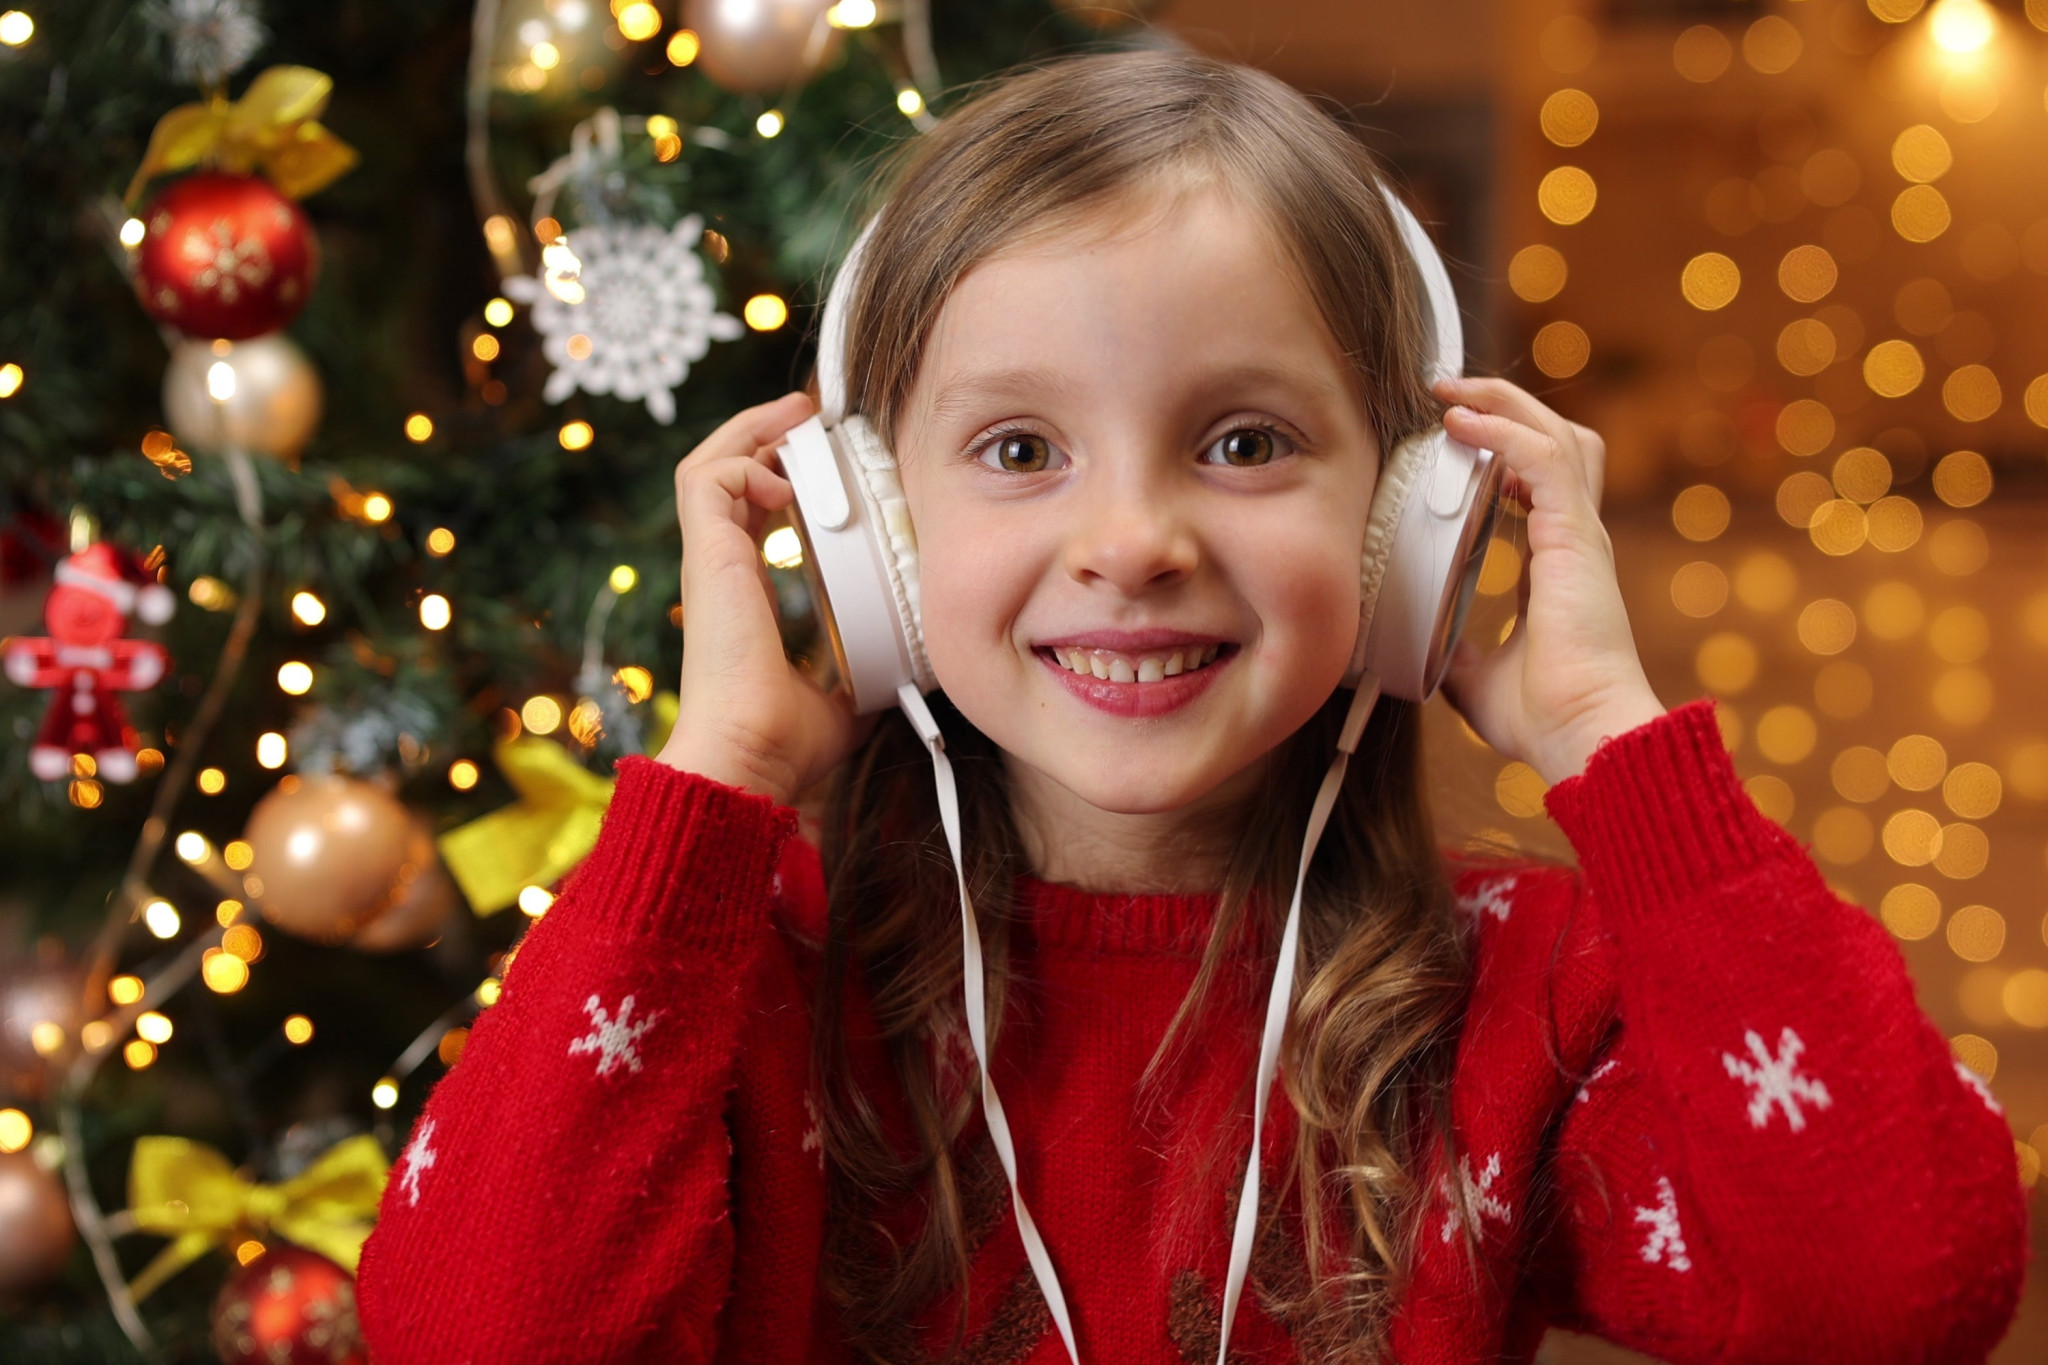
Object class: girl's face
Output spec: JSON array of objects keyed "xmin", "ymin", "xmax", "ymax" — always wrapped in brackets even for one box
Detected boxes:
[{"xmin": 894, "ymin": 185, "xmax": 1380, "ymax": 838}]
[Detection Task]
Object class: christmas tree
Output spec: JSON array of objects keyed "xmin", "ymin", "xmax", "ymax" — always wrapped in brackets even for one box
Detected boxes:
[{"xmin": 0, "ymin": 1, "xmax": 1139, "ymax": 1357}]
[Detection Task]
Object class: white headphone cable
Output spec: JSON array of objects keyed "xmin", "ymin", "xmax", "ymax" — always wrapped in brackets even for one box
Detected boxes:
[{"xmin": 895, "ymin": 674, "xmax": 1383, "ymax": 1364}]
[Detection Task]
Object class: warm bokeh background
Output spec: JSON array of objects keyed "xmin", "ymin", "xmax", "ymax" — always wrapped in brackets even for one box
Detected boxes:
[{"xmin": 1163, "ymin": 0, "xmax": 2048, "ymax": 1358}]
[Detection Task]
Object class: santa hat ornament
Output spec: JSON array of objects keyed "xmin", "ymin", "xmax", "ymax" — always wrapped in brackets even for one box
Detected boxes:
[{"xmin": 53, "ymin": 544, "xmax": 175, "ymax": 625}]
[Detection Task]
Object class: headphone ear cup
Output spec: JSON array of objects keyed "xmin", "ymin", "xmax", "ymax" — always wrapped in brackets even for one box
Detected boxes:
[
  {"xmin": 776, "ymin": 415, "xmax": 934, "ymax": 714},
  {"xmin": 837, "ymin": 416, "xmax": 936, "ymax": 693},
  {"xmin": 1348, "ymin": 426, "xmax": 1502, "ymax": 701}
]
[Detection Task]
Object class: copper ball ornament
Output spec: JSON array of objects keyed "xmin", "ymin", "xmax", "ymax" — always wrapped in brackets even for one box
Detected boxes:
[
  {"xmin": 683, "ymin": 0, "xmax": 840, "ymax": 94},
  {"xmin": 134, "ymin": 172, "xmax": 319, "ymax": 342},
  {"xmin": 162, "ymin": 332, "xmax": 325, "ymax": 465},
  {"xmin": 0, "ymin": 1150, "xmax": 77, "ymax": 1295},
  {"xmin": 243, "ymin": 776, "xmax": 425, "ymax": 944},
  {"xmin": 348, "ymin": 825, "xmax": 458, "ymax": 953},
  {"xmin": 210, "ymin": 1244, "xmax": 367, "ymax": 1365}
]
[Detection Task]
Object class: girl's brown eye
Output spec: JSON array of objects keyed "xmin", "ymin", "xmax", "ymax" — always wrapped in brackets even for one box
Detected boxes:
[
  {"xmin": 992, "ymin": 433, "xmax": 1053, "ymax": 473},
  {"xmin": 1209, "ymin": 428, "xmax": 1275, "ymax": 467}
]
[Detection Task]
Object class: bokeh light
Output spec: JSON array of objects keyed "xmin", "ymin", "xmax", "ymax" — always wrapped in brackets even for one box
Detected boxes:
[
  {"xmin": 1508, "ymin": 245, "xmax": 1568, "ymax": 302},
  {"xmin": 1538, "ymin": 167, "xmax": 1598, "ymax": 225},
  {"xmin": 1540, "ymin": 89, "xmax": 1599, "ymax": 146}
]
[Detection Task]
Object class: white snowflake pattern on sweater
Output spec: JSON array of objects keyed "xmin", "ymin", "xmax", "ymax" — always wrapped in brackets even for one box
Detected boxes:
[
  {"xmin": 1457, "ymin": 876, "xmax": 1518, "ymax": 924},
  {"xmin": 397, "ymin": 1118, "xmax": 437, "ymax": 1208},
  {"xmin": 1721, "ymin": 1026, "xmax": 1831, "ymax": 1132},
  {"xmin": 1953, "ymin": 1059, "xmax": 2001, "ymax": 1115},
  {"xmin": 1633, "ymin": 1175, "xmax": 1692, "ymax": 1272},
  {"xmin": 568, "ymin": 993, "xmax": 662, "ymax": 1077},
  {"xmin": 1438, "ymin": 1150, "xmax": 1513, "ymax": 1244}
]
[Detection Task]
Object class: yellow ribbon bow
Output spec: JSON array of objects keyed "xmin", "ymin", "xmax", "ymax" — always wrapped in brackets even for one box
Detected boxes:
[
  {"xmin": 439, "ymin": 694, "xmax": 678, "ymax": 916},
  {"xmin": 125, "ymin": 65, "xmax": 359, "ymax": 205},
  {"xmin": 123, "ymin": 1133, "xmax": 389, "ymax": 1302}
]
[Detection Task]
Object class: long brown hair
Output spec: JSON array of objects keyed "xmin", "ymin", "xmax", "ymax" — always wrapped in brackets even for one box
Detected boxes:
[{"xmin": 813, "ymin": 49, "xmax": 1476, "ymax": 1361}]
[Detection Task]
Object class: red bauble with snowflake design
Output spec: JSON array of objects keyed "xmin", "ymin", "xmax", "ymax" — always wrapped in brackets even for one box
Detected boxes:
[
  {"xmin": 134, "ymin": 172, "xmax": 318, "ymax": 341},
  {"xmin": 210, "ymin": 1244, "xmax": 367, "ymax": 1365}
]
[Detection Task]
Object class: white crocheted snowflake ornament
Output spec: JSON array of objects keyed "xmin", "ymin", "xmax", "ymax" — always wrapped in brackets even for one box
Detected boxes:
[{"xmin": 503, "ymin": 214, "xmax": 742, "ymax": 424}]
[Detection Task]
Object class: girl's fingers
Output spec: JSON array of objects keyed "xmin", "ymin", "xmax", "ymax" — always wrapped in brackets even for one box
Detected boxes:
[
  {"xmin": 673, "ymin": 391, "xmax": 814, "ymax": 481},
  {"xmin": 1434, "ymin": 377, "xmax": 1603, "ymax": 507},
  {"xmin": 1440, "ymin": 402, "xmax": 1598, "ymax": 527}
]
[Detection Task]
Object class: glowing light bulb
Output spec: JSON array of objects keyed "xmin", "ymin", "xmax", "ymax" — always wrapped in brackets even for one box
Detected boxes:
[
  {"xmin": 143, "ymin": 899, "xmax": 181, "ymax": 939},
  {"xmin": 756, "ymin": 110, "xmax": 784, "ymax": 138},
  {"xmin": 897, "ymin": 87, "xmax": 925, "ymax": 117},
  {"xmin": 291, "ymin": 590, "xmax": 327, "ymax": 625},
  {"xmin": 119, "ymin": 217, "xmax": 146, "ymax": 247},
  {"xmin": 762, "ymin": 526, "xmax": 804, "ymax": 569},
  {"xmin": 371, "ymin": 1078, "xmax": 399, "ymax": 1109},
  {"xmin": 1929, "ymin": 0, "xmax": 1996, "ymax": 52},
  {"xmin": 483, "ymin": 297, "xmax": 514, "ymax": 327},
  {"xmin": 0, "ymin": 11, "xmax": 33, "ymax": 46},
  {"xmin": 608, "ymin": 564, "xmax": 638, "ymax": 593},
  {"xmin": 206, "ymin": 361, "xmax": 236, "ymax": 402},
  {"xmin": 256, "ymin": 732, "xmax": 288, "ymax": 769}
]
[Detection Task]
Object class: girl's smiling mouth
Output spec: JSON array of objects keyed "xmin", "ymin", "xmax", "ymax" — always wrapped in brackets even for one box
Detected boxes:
[{"xmin": 1030, "ymin": 633, "xmax": 1239, "ymax": 716}]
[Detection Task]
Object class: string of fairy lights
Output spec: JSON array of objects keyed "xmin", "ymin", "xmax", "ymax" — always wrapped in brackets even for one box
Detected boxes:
[{"xmin": 2, "ymin": 0, "xmax": 948, "ymax": 1170}]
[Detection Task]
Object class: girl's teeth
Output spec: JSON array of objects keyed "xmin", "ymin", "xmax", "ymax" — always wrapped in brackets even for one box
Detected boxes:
[{"xmin": 1051, "ymin": 645, "xmax": 1226, "ymax": 681}]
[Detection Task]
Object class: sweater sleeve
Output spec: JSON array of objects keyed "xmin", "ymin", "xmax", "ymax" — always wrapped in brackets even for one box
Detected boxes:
[
  {"xmin": 1534, "ymin": 699, "xmax": 2030, "ymax": 1364},
  {"xmin": 355, "ymin": 756, "xmax": 830, "ymax": 1365}
]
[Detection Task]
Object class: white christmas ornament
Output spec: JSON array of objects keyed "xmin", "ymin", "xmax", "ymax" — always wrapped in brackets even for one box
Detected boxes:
[{"xmin": 503, "ymin": 214, "xmax": 742, "ymax": 425}]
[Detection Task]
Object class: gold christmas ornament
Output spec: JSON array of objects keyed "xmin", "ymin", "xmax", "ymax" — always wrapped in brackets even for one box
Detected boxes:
[
  {"xmin": 162, "ymin": 333, "xmax": 324, "ymax": 466},
  {"xmin": 242, "ymin": 775, "xmax": 427, "ymax": 943},
  {"xmin": 683, "ymin": 0, "xmax": 840, "ymax": 94}
]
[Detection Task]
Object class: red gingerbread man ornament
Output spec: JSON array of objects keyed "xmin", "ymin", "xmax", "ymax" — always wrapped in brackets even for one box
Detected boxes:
[{"xmin": 4, "ymin": 544, "xmax": 174, "ymax": 783}]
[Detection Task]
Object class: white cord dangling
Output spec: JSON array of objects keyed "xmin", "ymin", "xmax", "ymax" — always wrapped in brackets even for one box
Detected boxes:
[
  {"xmin": 897, "ymin": 684, "xmax": 1081, "ymax": 1364},
  {"xmin": 1214, "ymin": 674, "xmax": 1382, "ymax": 1364},
  {"xmin": 898, "ymin": 676, "xmax": 1381, "ymax": 1365}
]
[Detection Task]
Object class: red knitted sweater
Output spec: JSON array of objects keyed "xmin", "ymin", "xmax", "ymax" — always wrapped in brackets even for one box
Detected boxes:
[{"xmin": 355, "ymin": 700, "xmax": 2028, "ymax": 1363}]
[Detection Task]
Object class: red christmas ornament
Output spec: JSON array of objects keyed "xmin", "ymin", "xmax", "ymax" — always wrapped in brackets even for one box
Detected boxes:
[
  {"xmin": 210, "ymin": 1244, "xmax": 368, "ymax": 1365},
  {"xmin": 2, "ymin": 543, "xmax": 173, "ymax": 783},
  {"xmin": 134, "ymin": 171, "xmax": 318, "ymax": 341}
]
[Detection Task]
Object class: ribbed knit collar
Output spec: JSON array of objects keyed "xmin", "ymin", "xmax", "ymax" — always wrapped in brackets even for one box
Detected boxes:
[{"xmin": 1014, "ymin": 874, "xmax": 1237, "ymax": 957}]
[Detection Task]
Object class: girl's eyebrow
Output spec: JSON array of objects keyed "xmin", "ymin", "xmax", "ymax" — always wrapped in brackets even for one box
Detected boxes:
[
  {"xmin": 927, "ymin": 365, "xmax": 1081, "ymax": 425},
  {"xmin": 927, "ymin": 362, "xmax": 1346, "ymax": 426}
]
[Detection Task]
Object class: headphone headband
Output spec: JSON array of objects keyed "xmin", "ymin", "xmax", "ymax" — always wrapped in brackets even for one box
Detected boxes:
[{"xmin": 816, "ymin": 174, "xmax": 1464, "ymax": 425}]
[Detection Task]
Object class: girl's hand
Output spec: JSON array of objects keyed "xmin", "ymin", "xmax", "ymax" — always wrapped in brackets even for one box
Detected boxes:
[
  {"xmin": 1432, "ymin": 376, "xmax": 1667, "ymax": 785},
  {"xmin": 655, "ymin": 392, "xmax": 875, "ymax": 804}
]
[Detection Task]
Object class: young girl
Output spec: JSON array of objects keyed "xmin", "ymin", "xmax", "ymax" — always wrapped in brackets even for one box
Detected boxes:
[{"xmin": 357, "ymin": 51, "xmax": 2027, "ymax": 1364}]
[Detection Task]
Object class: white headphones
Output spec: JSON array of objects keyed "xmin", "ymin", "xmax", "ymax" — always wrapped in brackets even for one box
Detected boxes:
[
  {"xmin": 775, "ymin": 180, "xmax": 1501, "ymax": 1364},
  {"xmin": 777, "ymin": 184, "xmax": 1500, "ymax": 716}
]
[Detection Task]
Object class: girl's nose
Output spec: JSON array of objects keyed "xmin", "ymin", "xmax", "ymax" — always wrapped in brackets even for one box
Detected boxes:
[{"xmin": 1060, "ymin": 472, "xmax": 1200, "ymax": 595}]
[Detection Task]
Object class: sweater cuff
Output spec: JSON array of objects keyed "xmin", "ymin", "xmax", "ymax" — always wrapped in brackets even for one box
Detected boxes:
[
  {"xmin": 559, "ymin": 754, "xmax": 800, "ymax": 950},
  {"xmin": 1543, "ymin": 697, "xmax": 1795, "ymax": 914}
]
